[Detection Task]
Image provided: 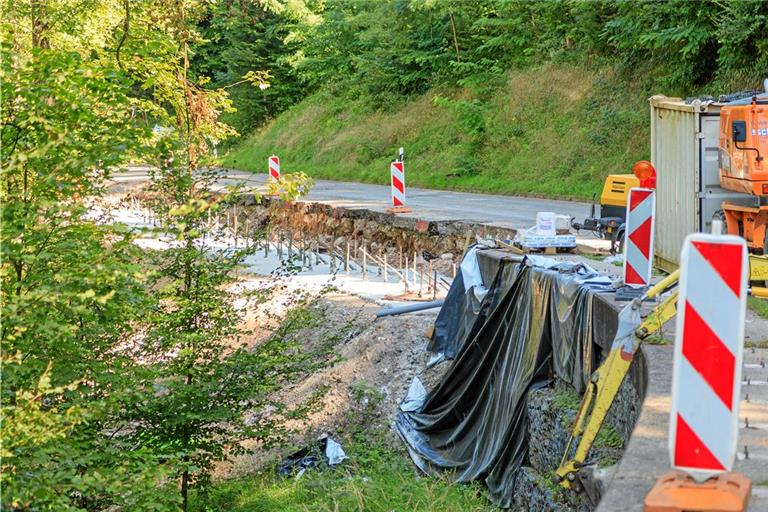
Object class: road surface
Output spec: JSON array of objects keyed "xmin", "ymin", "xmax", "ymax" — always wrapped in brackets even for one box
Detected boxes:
[{"xmin": 112, "ymin": 167, "xmax": 592, "ymax": 231}]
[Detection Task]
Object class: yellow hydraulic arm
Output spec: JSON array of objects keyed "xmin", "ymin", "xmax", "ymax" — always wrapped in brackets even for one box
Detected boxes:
[
  {"xmin": 555, "ymin": 270, "xmax": 680, "ymax": 489},
  {"xmin": 556, "ymin": 253, "xmax": 768, "ymax": 491},
  {"xmin": 751, "ymin": 254, "xmax": 768, "ymax": 298}
]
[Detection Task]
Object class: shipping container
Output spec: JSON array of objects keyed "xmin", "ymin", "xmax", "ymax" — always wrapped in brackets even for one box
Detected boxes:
[{"xmin": 649, "ymin": 96, "xmax": 744, "ymax": 272}]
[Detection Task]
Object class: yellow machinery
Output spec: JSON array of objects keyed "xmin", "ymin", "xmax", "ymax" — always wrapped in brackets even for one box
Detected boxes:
[
  {"xmin": 599, "ymin": 174, "xmax": 641, "ymax": 217},
  {"xmin": 555, "ymin": 255, "xmax": 768, "ymax": 491},
  {"xmin": 719, "ymin": 94, "xmax": 768, "ymax": 253},
  {"xmin": 572, "ymin": 162, "xmax": 654, "ymax": 254}
]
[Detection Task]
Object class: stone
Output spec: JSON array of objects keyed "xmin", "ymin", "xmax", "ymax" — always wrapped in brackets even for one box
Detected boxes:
[
  {"xmin": 440, "ymin": 252, "xmax": 454, "ymax": 261},
  {"xmin": 511, "ymin": 466, "xmax": 591, "ymax": 512},
  {"xmin": 527, "ymin": 387, "xmax": 576, "ymax": 474}
]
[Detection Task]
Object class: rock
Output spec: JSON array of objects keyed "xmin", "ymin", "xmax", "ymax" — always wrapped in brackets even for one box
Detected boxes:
[
  {"xmin": 511, "ymin": 466, "xmax": 590, "ymax": 512},
  {"xmin": 526, "ymin": 387, "xmax": 576, "ymax": 473},
  {"xmin": 440, "ymin": 252, "xmax": 454, "ymax": 260}
]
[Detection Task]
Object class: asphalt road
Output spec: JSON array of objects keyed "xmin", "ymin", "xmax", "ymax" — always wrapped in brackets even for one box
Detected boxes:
[
  {"xmin": 211, "ymin": 170, "xmax": 593, "ymax": 230},
  {"xmin": 112, "ymin": 167, "xmax": 591, "ymax": 230}
]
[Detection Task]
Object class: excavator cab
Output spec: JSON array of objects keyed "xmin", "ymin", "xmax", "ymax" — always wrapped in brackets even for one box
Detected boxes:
[{"xmin": 719, "ymin": 92, "xmax": 768, "ymax": 252}]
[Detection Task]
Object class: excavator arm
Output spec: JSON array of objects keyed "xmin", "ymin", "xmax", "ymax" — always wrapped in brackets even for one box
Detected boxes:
[
  {"xmin": 555, "ymin": 270, "xmax": 680, "ymax": 489},
  {"xmin": 751, "ymin": 254, "xmax": 768, "ymax": 298},
  {"xmin": 556, "ymin": 254, "xmax": 768, "ymax": 491}
]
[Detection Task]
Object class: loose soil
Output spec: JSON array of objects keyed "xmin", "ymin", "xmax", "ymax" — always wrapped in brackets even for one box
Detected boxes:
[{"xmin": 225, "ymin": 275, "xmax": 450, "ymax": 478}]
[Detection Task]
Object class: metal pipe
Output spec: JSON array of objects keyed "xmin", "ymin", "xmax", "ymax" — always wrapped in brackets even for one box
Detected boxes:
[
  {"xmin": 345, "ymin": 240, "xmax": 350, "ymax": 274},
  {"xmin": 376, "ymin": 300, "xmax": 444, "ymax": 318},
  {"xmin": 418, "ymin": 265, "xmax": 423, "ymax": 297},
  {"xmin": 404, "ymin": 255, "xmax": 409, "ymax": 291}
]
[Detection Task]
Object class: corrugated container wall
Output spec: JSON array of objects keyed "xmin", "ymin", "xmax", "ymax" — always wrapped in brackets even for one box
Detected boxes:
[
  {"xmin": 650, "ymin": 97, "xmax": 699, "ymax": 271},
  {"xmin": 649, "ymin": 96, "xmax": 734, "ymax": 272}
]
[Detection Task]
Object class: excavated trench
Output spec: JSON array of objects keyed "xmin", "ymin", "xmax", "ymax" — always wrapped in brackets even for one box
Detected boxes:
[
  {"xmin": 118, "ymin": 187, "xmax": 645, "ymax": 511},
  {"xmin": 220, "ymin": 196, "xmax": 647, "ymax": 511}
]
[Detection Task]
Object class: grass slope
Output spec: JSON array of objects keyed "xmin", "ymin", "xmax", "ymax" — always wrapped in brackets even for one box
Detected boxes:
[
  {"xmin": 191, "ymin": 429, "xmax": 493, "ymax": 512},
  {"xmin": 223, "ymin": 63, "xmax": 650, "ymax": 201}
]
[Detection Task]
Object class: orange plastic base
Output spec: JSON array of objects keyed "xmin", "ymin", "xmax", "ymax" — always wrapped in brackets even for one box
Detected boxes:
[
  {"xmin": 644, "ymin": 471, "xmax": 751, "ymax": 512},
  {"xmin": 386, "ymin": 206, "xmax": 413, "ymax": 214}
]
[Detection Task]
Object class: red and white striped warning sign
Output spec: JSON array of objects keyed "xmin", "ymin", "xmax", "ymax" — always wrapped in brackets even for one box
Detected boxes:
[
  {"xmin": 268, "ymin": 155, "xmax": 280, "ymax": 182},
  {"xmin": 622, "ymin": 188, "xmax": 655, "ymax": 287},
  {"xmin": 669, "ymin": 234, "xmax": 748, "ymax": 481},
  {"xmin": 391, "ymin": 161, "xmax": 406, "ymax": 207}
]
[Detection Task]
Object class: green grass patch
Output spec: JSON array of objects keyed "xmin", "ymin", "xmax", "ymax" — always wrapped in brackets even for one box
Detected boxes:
[
  {"xmin": 222, "ymin": 64, "xmax": 649, "ymax": 201},
  {"xmin": 642, "ymin": 333, "xmax": 670, "ymax": 346},
  {"xmin": 748, "ymin": 296, "xmax": 768, "ymax": 319},
  {"xmin": 551, "ymin": 387, "xmax": 581, "ymax": 414},
  {"xmin": 190, "ymin": 431, "xmax": 494, "ymax": 512},
  {"xmin": 595, "ymin": 426, "xmax": 624, "ymax": 450}
]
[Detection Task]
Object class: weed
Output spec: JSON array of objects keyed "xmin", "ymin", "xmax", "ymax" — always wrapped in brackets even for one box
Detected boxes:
[
  {"xmin": 596, "ymin": 452, "xmax": 621, "ymax": 468},
  {"xmin": 536, "ymin": 471, "xmax": 563, "ymax": 496},
  {"xmin": 551, "ymin": 387, "xmax": 581, "ymax": 414},
  {"xmin": 579, "ymin": 253, "xmax": 607, "ymax": 262},
  {"xmin": 642, "ymin": 333, "xmax": 670, "ymax": 345},
  {"xmin": 348, "ymin": 380, "xmax": 386, "ymax": 429},
  {"xmin": 595, "ymin": 426, "xmax": 624, "ymax": 450}
]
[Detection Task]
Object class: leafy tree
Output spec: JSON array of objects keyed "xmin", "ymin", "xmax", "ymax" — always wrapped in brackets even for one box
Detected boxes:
[
  {"xmin": 192, "ymin": 0, "xmax": 311, "ymax": 137},
  {"xmin": 603, "ymin": 0, "xmax": 722, "ymax": 87},
  {"xmin": 110, "ymin": 3, "xmax": 315, "ymax": 509},
  {"xmin": 716, "ymin": 1, "xmax": 768, "ymax": 86},
  {"xmin": 1, "ymin": 4, "xmax": 179, "ymax": 509}
]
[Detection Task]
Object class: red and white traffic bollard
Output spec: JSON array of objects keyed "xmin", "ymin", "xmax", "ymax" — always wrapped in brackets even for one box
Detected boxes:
[
  {"xmin": 268, "ymin": 155, "xmax": 280, "ymax": 182},
  {"xmin": 623, "ymin": 187, "xmax": 656, "ymax": 288},
  {"xmin": 670, "ymin": 234, "xmax": 747, "ymax": 478},
  {"xmin": 387, "ymin": 158, "xmax": 411, "ymax": 214},
  {"xmin": 644, "ymin": 233, "xmax": 751, "ymax": 512}
]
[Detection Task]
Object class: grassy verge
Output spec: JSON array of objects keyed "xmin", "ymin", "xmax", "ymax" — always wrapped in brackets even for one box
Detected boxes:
[
  {"xmin": 190, "ymin": 429, "xmax": 493, "ymax": 512},
  {"xmin": 192, "ymin": 375, "xmax": 493, "ymax": 512},
  {"xmin": 222, "ymin": 63, "xmax": 649, "ymax": 201},
  {"xmin": 748, "ymin": 296, "xmax": 768, "ymax": 320}
]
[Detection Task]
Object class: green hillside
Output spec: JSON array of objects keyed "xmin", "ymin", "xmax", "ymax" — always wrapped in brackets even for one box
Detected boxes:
[
  {"xmin": 214, "ymin": 1, "xmax": 766, "ymax": 202},
  {"xmin": 223, "ymin": 64, "xmax": 649, "ymax": 201}
]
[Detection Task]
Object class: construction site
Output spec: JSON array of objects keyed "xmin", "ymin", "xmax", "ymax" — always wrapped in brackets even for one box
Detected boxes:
[
  {"xmin": 5, "ymin": 4, "xmax": 768, "ymax": 511},
  {"xmin": 98, "ymin": 90, "xmax": 768, "ymax": 512}
]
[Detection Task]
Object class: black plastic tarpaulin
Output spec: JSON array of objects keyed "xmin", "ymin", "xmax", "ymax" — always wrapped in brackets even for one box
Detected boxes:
[
  {"xmin": 428, "ymin": 247, "xmax": 521, "ymax": 360},
  {"xmin": 396, "ymin": 256, "xmax": 606, "ymax": 507}
]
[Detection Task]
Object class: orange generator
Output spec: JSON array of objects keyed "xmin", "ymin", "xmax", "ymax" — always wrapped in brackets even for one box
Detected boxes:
[{"xmin": 719, "ymin": 93, "xmax": 768, "ymax": 252}]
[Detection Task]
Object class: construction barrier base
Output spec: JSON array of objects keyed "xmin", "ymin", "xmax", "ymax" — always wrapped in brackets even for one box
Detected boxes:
[
  {"xmin": 615, "ymin": 284, "xmax": 647, "ymax": 301},
  {"xmin": 644, "ymin": 471, "xmax": 751, "ymax": 512},
  {"xmin": 386, "ymin": 206, "xmax": 413, "ymax": 215}
]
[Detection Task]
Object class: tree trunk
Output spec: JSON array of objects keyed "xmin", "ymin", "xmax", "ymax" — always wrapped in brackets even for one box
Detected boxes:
[
  {"xmin": 31, "ymin": 0, "xmax": 50, "ymax": 49},
  {"xmin": 181, "ymin": 469, "xmax": 189, "ymax": 512}
]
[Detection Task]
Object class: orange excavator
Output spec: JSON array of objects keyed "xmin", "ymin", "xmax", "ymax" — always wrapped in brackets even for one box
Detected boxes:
[{"xmin": 718, "ymin": 92, "xmax": 768, "ymax": 253}]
